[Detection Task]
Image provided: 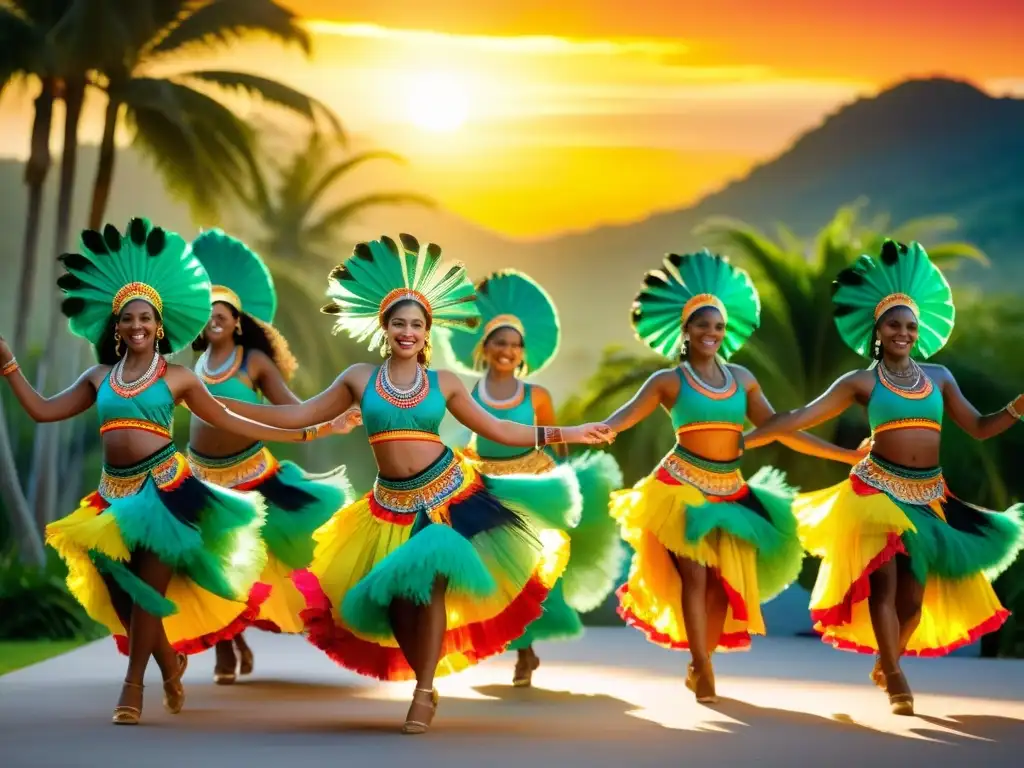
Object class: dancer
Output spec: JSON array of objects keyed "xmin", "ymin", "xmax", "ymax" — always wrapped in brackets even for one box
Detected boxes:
[
  {"xmin": 188, "ymin": 229, "xmax": 356, "ymax": 684},
  {"xmin": 744, "ymin": 239, "xmax": 1024, "ymax": 715},
  {"xmin": 218, "ymin": 234, "xmax": 612, "ymax": 733},
  {"xmin": 0, "ymin": 218, "xmax": 340, "ymax": 725},
  {"xmin": 440, "ymin": 269, "xmax": 624, "ymax": 687},
  {"xmin": 597, "ymin": 249, "xmax": 862, "ymax": 703}
]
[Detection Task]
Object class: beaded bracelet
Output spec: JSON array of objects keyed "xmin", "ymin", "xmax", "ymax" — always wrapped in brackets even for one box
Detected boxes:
[
  {"xmin": 536, "ymin": 426, "xmax": 564, "ymax": 446},
  {"xmin": 1007, "ymin": 397, "xmax": 1024, "ymax": 421},
  {"xmin": 1, "ymin": 358, "xmax": 18, "ymax": 377}
]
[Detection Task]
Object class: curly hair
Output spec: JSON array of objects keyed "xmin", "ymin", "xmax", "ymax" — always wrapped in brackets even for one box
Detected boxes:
[
  {"xmin": 95, "ymin": 307, "xmax": 172, "ymax": 365},
  {"xmin": 193, "ymin": 302, "xmax": 298, "ymax": 382}
]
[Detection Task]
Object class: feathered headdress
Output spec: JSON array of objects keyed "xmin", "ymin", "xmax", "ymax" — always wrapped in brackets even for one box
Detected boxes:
[
  {"xmin": 320, "ymin": 233, "xmax": 480, "ymax": 351},
  {"xmin": 442, "ymin": 270, "xmax": 560, "ymax": 377},
  {"xmin": 631, "ymin": 249, "xmax": 760, "ymax": 360},
  {"xmin": 191, "ymin": 229, "xmax": 277, "ymax": 324},
  {"xmin": 57, "ymin": 217, "xmax": 211, "ymax": 354},
  {"xmin": 832, "ymin": 239, "xmax": 954, "ymax": 359}
]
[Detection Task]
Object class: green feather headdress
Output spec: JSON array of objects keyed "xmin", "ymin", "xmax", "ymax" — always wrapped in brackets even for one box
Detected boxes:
[
  {"xmin": 631, "ymin": 249, "xmax": 761, "ymax": 360},
  {"xmin": 57, "ymin": 217, "xmax": 211, "ymax": 354},
  {"xmin": 832, "ymin": 239, "xmax": 954, "ymax": 359},
  {"xmin": 190, "ymin": 229, "xmax": 277, "ymax": 324},
  {"xmin": 442, "ymin": 270, "xmax": 560, "ymax": 377},
  {"xmin": 320, "ymin": 233, "xmax": 480, "ymax": 351}
]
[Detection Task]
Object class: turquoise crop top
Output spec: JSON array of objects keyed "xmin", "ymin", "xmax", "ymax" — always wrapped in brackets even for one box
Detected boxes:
[
  {"xmin": 670, "ymin": 364, "xmax": 747, "ymax": 437},
  {"xmin": 472, "ymin": 382, "xmax": 537, "ymax": 459},
  {"xmin": 867, "ymin": 367, "xmax": 943, "ymax": 435},
  {"xmin": 97, "ymin": 370, "xmax": 175, "ymax": 436},
  {"xmin": 196, "ymin": 351, "xmax": 262, "ymax": 405},
  {"xmin": 360, "ymin": 367, "xmax": 447, "ymax": 445}
]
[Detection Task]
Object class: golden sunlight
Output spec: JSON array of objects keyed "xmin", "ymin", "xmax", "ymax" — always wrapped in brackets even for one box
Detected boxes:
[{"xmin": 405, "ymin": 71, "xmax": 471, "ymax": 133}]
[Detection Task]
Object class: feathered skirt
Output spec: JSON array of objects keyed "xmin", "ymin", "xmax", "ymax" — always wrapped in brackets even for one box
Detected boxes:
[
  {"xmin": 44, "ymin": 443, "xmax": 269, "ymax": 655},
  {"xmin": 470, "ymin": 448, "xmax": 625, "ymax": 649},
  {"xmin": 611, "ymin": 445, "xmax": 803, "ymax": 652},
  {"xmin": 292, "ymin": 447, "xmax": 577, "ymax": 681},
  {"xmin": 796, "ymin": 452, "xmax": 1024, "ymax": 656},
  {"xmin": 187, "ymin": 442, "xmax": 353, "ymax": 634}
]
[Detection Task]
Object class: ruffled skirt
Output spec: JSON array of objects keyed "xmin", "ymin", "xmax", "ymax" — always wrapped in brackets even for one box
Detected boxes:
[
  {"xmin": 187, "ymin": 442, "xmax": 352, "ymax": 633},
  {"xmin": 44, "ymin": 444, "xmax": 269, "ymax": 655},
  {"xmin": 292, "ymin": 448, "xmax": 577, "ymax": 681},
  {"xmin": 474, "ymin": 449, "xmax": 625, "ymax": 649},
  {"xmin": 796, "ymin": 453, "xmax": 1024, "ymax": 656},
  {"xmin": 611, "ymin": 445, "xmax": 802, "ymax": 652}
]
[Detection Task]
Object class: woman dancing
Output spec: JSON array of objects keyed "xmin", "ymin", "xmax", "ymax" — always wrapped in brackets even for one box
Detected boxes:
[
  {"xmin": 0, "ymin": 218, "xmax": 340, "ymax": 725},
  {"xmin": 598, "ymin": 249, "xmax": 862, "ymax": 703},
  {"xmin": 440, "ymin": 269, "xmax": 624, "ymax": 687},
  {"xmin": 744, "ymin": 239, "xmax": 1024, "ymax": 715},
  {"xmin": 188, "ymin": 229, "xmax": 356, "ymax": 684},
  {"xmin": 218, "ymin": 234, "xmax": 612, "ymax": 733}
]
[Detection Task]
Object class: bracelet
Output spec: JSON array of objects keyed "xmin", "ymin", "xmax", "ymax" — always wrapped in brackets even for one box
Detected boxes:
[
  {"xmin": 1007, "ymin": 397, "xmax": 1024, "ymax": 421},
  {"xmin": 1, "ymin": 358, "xmax": 18, "ymax": 377},
  {"xmin": 538, "ymin": 426, "xmax": 564, "ymax": 446},
  {"xmin": 301, "ymin": 422, "xmax": 331, "ymax": 441}
]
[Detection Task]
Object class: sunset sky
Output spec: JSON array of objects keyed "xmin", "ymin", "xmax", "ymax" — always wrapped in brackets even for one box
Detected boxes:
[{"xmin": 1, "ymin": 0, "xmax": 1021, "ymax": 238}]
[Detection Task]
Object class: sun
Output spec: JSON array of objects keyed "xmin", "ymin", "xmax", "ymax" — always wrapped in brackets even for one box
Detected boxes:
[{"xmin": 405, "ymin": 72, "xmax": 470, "ymax": 133}]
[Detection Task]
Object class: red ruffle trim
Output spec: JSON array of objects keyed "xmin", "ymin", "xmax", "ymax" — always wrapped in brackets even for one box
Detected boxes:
[
  {"xmin": 616, "ymin": 576, "xmax": 752, "ymax": 652},
  {"xmin": 809, "ymin": 532, "xmax": 906, "ymax": 628},
  {"xmin": 820, "ymin": 608, "xmax": 1010, "ymax": 657},
  {"xmin": 291, "ymin": 568, "xmax": 547, "ymax": 681},
  {"xmin": 111, "ymin": 582, "xmax": 272, "ymax": 656}
]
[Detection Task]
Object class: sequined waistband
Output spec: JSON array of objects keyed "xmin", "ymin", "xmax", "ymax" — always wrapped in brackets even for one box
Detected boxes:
[
  {"xmin": 187, "ymin": 442, "xmax": 277, "ymax": 489},
  {"xmin": 368, "ymin": 429, "xmax": 442, "ymax": 446},
  {"xmin": 872, "ymin": 418, "xmax": 941, "ymax": 436},
  {"xmin": 476, "ymin": 449, "xmax": 556, "ymax": 477},
  {"xmin": 658, "ymin": 445, "xmax": 744, "ymax": 497},
  {"xmin": 99, "ymin": 444, "xmax": 185, "ymax": 499},
  {"xmin": 100, "ymin": 418, "xmax": 171, "ymax": 439},
  {"xmin": 373, "ymin": 448, "xmax": 465, "ymax": 514},
  {"xmin": 851, "ymin": 453, "xmax": 945, "ymax": 505}
]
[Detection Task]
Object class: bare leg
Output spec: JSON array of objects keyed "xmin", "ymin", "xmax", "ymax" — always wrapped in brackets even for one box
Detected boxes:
[
  {"xmin": 675, "ymin": 556, "xmax": 717, "ymax": 702},
  {"xmin": 894, "ymin": 555, "xmax": 924, "ymax": 652},
  {"xmin": 704, "ymin": 571, "xmax": 730, "ymax": 652},
  {"xmin": 214, "ymin": 639, "xmax": 238, "ymax": 684},
  {"xmin": 867, "ymin": 558, "xmax": 913, "ymax": 713},
  {"xmin": 393, "ymin": 576, "xmax": 448, "ymax": 734},
  {"xmin": 514, "ymin": 644, "xmax": 540, "ymax": 687},
  {"xmin": 235, "ymin": 631, "xmax": 254, "ymax": 675},
  {"xmin": 411, "ymin": 577, "xmax": 447, "ymax": 691}
]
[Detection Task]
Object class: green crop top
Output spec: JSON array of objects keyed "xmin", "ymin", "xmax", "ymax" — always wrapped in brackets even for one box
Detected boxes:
[
  {"xmin": 196, "ymin": 350, "xmax": 262, "ymax": 405},
  {"xmin": 670, "ymin": 364, "xmax": 747, "ymax": 438},
  {"xmin": 867, "ymin": 367, "xmax": 943, "ymax": 435},
  {"xmin": 360, "ymin": 367, "xmax": 447, "ymax": 446},
  {"xmin": 472, "ymin": 381, "xmax": 537, "ymax": 459},
  {"xmin": 97, "ymin": 368, "xmax": 175, "ymax": 438}
]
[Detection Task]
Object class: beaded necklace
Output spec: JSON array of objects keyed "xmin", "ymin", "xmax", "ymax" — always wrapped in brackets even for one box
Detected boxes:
[
  {"xmin": 477, "ymin": 376, "xmax": 524, "ymax": 410},
  {"xmin": 110, "ymin": 352, "xmax": 166, "ymax": 398},
  {"xmin": 683, "ymin": 358, "xmax": 735, "ymax": 396},
  {"xmin": 199, "ymin": 346, "xmax": 244, "ymax": 385},
  {"xmin": 375, "ymin": 357, "xmax": 429, "ymax": 408}
]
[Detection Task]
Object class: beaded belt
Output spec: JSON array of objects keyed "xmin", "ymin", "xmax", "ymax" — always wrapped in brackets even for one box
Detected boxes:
[
  {"xmin": 852, "ymin": 453, "xmax": 946, "ymax": 505},
  {"xmin": 187, "ymin": 442, "xmax": 277, "ymax": 489},
  {"xmin": 99, "ymin": 418, "xmax": 171, "ymax": 440},
  {"xmin": 99, "ymin": 444, "xmax": 185, "ymax": 499},
  {"xmin": 476, "ymin": 449, "xmax": 556, "ymax": 477},
  {"xmin": 373, "ymin": 448, "xmax": 464, "ymax": 515},
  {"xmin": 659, "ymin": 445, "xmax": 744, "ymax": 497},
  {"xmin": 368, "ymin": 429, "xmax": 442, "ymax": 447}
]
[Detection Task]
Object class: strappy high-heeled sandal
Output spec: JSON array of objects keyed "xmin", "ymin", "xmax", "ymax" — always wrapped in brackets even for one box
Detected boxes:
[
  {"xmin": 213, "ymin": 641, "xmax": 237, "ymax": 685},
  {"xmin": 870, "ymin": 657, "xmax": 886, "ymax": 690},
  {"xmin": 685, "ymin": 662, "xmax": 718, "ymax": 704},
  {"xmin": 513, "ymin": 649, "xmax": 540, "ymax": 687},
  {"xmin": 401, "ymin": 687, "xmax": 439, "ymax": 735},
  {"xmin": 163, "ymin": 653, "xmax": 187, "ymax": 714},
  {"xmin": 112, "ymin": 681, "xmax": 144, "ymax": 725},
  {"xmin": 885, "ymin": 671, "xmax": 914, "ymax": 716}
]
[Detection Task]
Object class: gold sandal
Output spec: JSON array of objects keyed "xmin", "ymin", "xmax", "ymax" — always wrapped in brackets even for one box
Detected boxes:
[
  {"xmin": 685, "ymin": 662, "xmax": 718, "ymax": 704},
  {"xmin": 401, "ymin": 687, "xmax": 439, "ymax": 735},
  {"xmin": 885, "ymin": 671, "xmax": 914, "ymax": 716},
  {"xmin": 112, "ymin": 681, "xmax": 144, "ymax": 725},
  {"xmin": 513, "ymin": 650, "xmax": 540, "ymax": 687},
  {"xmin": 163, "ymin": 653, "xmax": 188, "ymax": 714},
  {"xmin": 870, "ymin": 658, "xmax": 886, "ymax": 690}
]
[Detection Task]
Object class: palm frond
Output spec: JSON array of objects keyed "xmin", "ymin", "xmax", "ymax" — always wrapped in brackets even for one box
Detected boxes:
[
  {"xmin": 146, "ymin": 0, "xmax": 310, "ymax": 58},
  {"xmin": 923, "ymin": 242, "xmax": 990, "ymax": 269},
  {"xmin": 304, "ymin": 150, "xmax": 409, "ymax": 212},
  {"xmin": 304, "ymin": 193, "xmax": 436, "ymax": 241}
]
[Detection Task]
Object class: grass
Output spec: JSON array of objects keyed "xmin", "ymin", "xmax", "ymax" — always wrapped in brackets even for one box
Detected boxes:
[{"xmin": 0, "ymin": 639, "xmax": 90, "ymax": 676}]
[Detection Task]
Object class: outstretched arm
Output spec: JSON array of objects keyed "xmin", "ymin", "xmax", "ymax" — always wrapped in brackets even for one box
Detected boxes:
[
  {"xmin": 738, "ymin": 366, "xmax": 862, "ymax": 464},
  {"xmin": 1, "ymin": 350, "xmax": 99, "ymax": 423},
  {"xmin": 601, "ymin": 369, "xmax": 675, "ymax": 434},
  {"xmin": 441, "ymin": 371, "xmax": 611, "ymax": 446},
  {"xmin": 936, "ymin": 366, "xmax": 1023, "ymax": 440},
  {"xmin": 744, "ymin": 370, "xmax": 863, "ymax": 449},
  {"xmin": 532, "ymin": 385, "xmax": 567, "ymax": 459},
  {"xmin": 219, "ymin": 366, "xmax": 360, "ymax": 428},
  {"xmin": 249, "ymin": 351, "xmax": 301, "ymax": 406},
  {"xmin": 179, "ymin": 370, "xmax": 332, "ymax": 443}
]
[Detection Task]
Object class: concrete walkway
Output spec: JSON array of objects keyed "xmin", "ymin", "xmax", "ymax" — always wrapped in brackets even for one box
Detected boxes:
[{"xmin": 2, "ymin": 628, "xmax": 1022, "ymax": 767}]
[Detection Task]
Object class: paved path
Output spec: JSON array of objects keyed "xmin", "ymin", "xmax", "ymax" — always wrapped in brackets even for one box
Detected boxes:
[{"xmin": 2, "ymin": 628, "xmax": 1022, "ymax": 767}]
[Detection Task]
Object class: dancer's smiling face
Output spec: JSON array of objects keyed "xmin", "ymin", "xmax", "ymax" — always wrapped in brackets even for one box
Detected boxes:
[
  {"xmin": 684, "ymin": 307, "xmax": 725, "ymax": 359},
  {"xmin": 384, "ymin": 300, "xmax": 430, "ymax": 361},
  {"xmin": 117, "ymin": 300, "xmax": 161, "ymax": 354},
  {"xmin": 482, "ymin": 326, "xmax": 524, "ymax": 375},
  {"xmin": 204, "ymin": 302, "xmax": 239, "ymax": 346},
  {"xmin": 876, "ymin": 306, "xmax": 919, "ymax": 360}
]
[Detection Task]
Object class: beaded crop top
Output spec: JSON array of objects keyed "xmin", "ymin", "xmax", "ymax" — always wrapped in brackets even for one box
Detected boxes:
[
  {"xmin": 97, "ymin": 365, "xmax": 175, "ymax": 440},
  {"xmin": 867, "ymin": 366, "xmax": 943, "ymax": 435},
  {"xmin": 670, "ymin": 363, "xmax": 747, "ymax": 440},
  {"xmin": 196, "ymin": 348, "xmax": 262, "ymax": 405},
  {"xmin": 360, "ymin": 365, "xmax": 447, "ymax": 446},
  {"xmin": 472, "ymin": 381, "xmax": 537, "ymax": 459}
]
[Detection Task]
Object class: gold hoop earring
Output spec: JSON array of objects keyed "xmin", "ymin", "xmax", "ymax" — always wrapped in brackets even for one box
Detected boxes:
[
  {"xmin": 379, "ymin": 339, "xmax": 391, "ymax": 358},
  {"xmin": 156, "ymin": 326, "xmax": 165, "ymax": 340},
  {"xmin": 113, "ymin": 331, "xmax": 123, "ymax": 357}
]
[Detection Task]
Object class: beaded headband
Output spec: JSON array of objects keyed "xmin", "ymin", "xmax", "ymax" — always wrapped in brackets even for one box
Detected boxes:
[
  {"xmin": 211, "ymin": 285, "xmax": 243, "ymax": 312},
  {"xmin": 682, "ymin": 293, "xmax": 727, "ymax": 325},
  {"xmin": 874, "ymin": 293, "xmax": 919, "ymax": 321},
  {"xmin": 378, "ymin": 288, "xmax": 433, "ymax": 326},
  {"xmin": 113, "ymin": 282, "xmax": 163, "ymax": 316}
]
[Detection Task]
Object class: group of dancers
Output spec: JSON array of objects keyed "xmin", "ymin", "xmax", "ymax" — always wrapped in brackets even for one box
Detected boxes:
[{"xmin": 1, "ymin": 217, "xmax": 1022, "ymax": 733}]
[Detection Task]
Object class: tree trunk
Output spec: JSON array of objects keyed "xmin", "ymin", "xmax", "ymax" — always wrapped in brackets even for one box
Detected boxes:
[
  {"xmin": 89, "ymin": 99, "xmax": 120, "ymax": 229},
  {"xmin": 0, "ymin": 399, "xmax": 45, "ymax": 566},
  {"xmin": 13, "ymin": 78, "xmax": 56, "ymax": 354}
]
